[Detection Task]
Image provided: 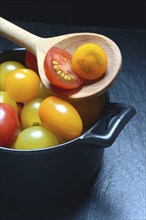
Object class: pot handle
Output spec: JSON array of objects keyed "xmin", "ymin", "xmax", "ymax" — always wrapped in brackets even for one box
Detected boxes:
[{"xmin": 81, "ymin": 103, "xmax": 136, "ymax": 148}]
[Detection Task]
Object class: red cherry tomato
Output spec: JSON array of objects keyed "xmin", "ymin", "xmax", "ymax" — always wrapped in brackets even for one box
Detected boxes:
[
  {"xmin": 25, "ymin": 51, "xmax": 38, "ymax": 73},
  {"xmin": 0, "ymin": 103, "xmax": 20, "ymax": 148},
  {"xmin": 44, "ymin": 47, "xmax": 84, "ymax": 90},
  {"xmin": 17, "ymin": 102, "xmax": 24, "ymax": 122}
]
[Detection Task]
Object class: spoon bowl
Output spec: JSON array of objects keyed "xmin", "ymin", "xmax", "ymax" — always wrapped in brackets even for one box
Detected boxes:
[{"xmin": 0, "ymin": 17, "xmax": 122, "ymax": 99}]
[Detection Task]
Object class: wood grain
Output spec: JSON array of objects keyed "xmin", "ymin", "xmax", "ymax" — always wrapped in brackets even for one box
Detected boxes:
[{"xmin": 0, "ymin": 17, "xmax": 122, "ymax": 100}]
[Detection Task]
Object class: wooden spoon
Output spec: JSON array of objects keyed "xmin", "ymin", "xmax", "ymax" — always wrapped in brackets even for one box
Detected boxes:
[{"xmin": 0, "ymin": 17, "xmax": 122, "ymax": 99}]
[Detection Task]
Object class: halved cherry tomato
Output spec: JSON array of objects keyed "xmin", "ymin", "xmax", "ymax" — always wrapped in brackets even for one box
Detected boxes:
[
  {"xmin": 44, "ymin": 47, "xmax": 84, "ymax": 90},
  {"xmin": 25, "ymin": 51, "xmax": 38, "ymax": 73},
  {"xmin": 71, "ymin": 43, "xmax": 107, "ymax": 80}
]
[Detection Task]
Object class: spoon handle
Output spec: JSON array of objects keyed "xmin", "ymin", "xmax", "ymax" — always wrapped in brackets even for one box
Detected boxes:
[{"xmin": 0, "ymin": 17, "xmax": 40, "ymax": 54}]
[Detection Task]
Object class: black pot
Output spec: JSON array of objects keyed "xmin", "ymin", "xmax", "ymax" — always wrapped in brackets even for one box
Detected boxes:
[{"xmin": 0, "ymin": 49, "xmax": 136, "ymax": 218}]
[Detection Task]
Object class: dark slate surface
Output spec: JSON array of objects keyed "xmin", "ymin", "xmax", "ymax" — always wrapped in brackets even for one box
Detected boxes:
[{"xmin": 0, "ymin": 22, "xmax": 146, "ymax": 220}]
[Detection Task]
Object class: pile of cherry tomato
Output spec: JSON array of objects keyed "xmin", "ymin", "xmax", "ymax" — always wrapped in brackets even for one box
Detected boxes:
[{"xmin": 0, "ymin": 43, "xmax": 106, "ymax": 150}]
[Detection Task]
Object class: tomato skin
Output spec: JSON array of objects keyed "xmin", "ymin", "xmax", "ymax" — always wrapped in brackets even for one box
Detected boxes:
[
  {"xmin": 5, "ymin": 68, "xmax": 40, "ymax": 103},
  {"xmin": 0, "ymin": 103, "xmax": 20, "ymax": 148},
  {"xmin": 0, "ymin": 61, "xmax": 25, "ymax": 91},
  {"xmin": 0, "ymin": 91, "xmax": 18, "ymax": 112},
  {"xmin": 25, "ymin": 51, "xmax": 38, "ymax": 73},
  {"xmin": 21, "ymin": 98, "xmax": 43, "ymax": 129},
  {"xmin": 71, "ymin": 43, "xmax": 107, "ymax": 80},
  {"xmin": 44, "ymin": 47, "xmax": 84, "ymax": 90},
  {"xmin": 14, "ymin": 126, "xmax": 59, "ymax": 150},
  {"xmin": 39, "ymin": 96, "xmax": 83, "ymax": 140},
  {"xmin": 17, "ymin": 102, "xmax": 24, "ymax": 122}
]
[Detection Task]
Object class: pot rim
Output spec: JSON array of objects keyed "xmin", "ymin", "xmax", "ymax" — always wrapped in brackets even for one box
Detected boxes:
[
  {"xmin": 0, "ymin": 94, "xmax": 109, "ymax": 153},
  {"xmin": 0, "ymin": 101, "xmax": 109, "ymax": 153}
]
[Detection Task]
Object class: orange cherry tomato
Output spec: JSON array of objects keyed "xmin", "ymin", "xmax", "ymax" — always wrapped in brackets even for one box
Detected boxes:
[
  {"xmin": 5, "ymin": 68, "xmax": 40, "ymax": 103},
  {"xmin": 71, "ymin": 43, "xmax": 107, "ymax": 80},
  {"xmin": 44, "ymin": 47, "xmax": 84, "ymax": 90},
  {"xmin": 39, "ymin": 96, "xmax": 83, "ymax": 140}
]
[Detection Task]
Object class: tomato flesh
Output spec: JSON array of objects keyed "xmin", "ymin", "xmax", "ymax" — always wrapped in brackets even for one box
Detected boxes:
[
  {"xmin": 71, "ymin": 43, "xmax": 107, "ymax": 80},
  {"xmin": 44, "ymin": 47, "xmax": 84, "ymax": 90}
]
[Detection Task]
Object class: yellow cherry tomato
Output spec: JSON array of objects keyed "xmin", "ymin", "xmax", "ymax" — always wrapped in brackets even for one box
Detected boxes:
[
  {"xmin": 39, "ymin": 96, "xmax": 83, "ymax": 140},
  {"xmin": 21, "ymin": 98, "xmax": 43, "ymax": 129},
  {"xmin": 14, "ymin": 126, "xmax": 59, "ymax": 150},
  {"xmin": 0, "ymin": 91, "xmax": 17, "ymax": 112},
  {"xmin": 71, "ymin": 43, "xmax": 107, "ymax": 80},
  {"xmin": 0, "ymin": 61, "xmax": 25, "ymax": 91},
  {"xmin": 5, "ymin": 68, "xmax": 40, "ymax": 103}
]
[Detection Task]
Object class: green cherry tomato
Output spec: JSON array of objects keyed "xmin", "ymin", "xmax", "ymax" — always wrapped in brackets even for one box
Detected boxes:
[
  {"xmin": 14, "ymin": 126, "xmax": 59, "ymax": 150},
  {"xmin": 21, "ymin": 98, "xmax": 43, "ymax": 129},
  {"xmin": 0, "ymin": 61, "xmax": 25, "ymax": 91}
]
